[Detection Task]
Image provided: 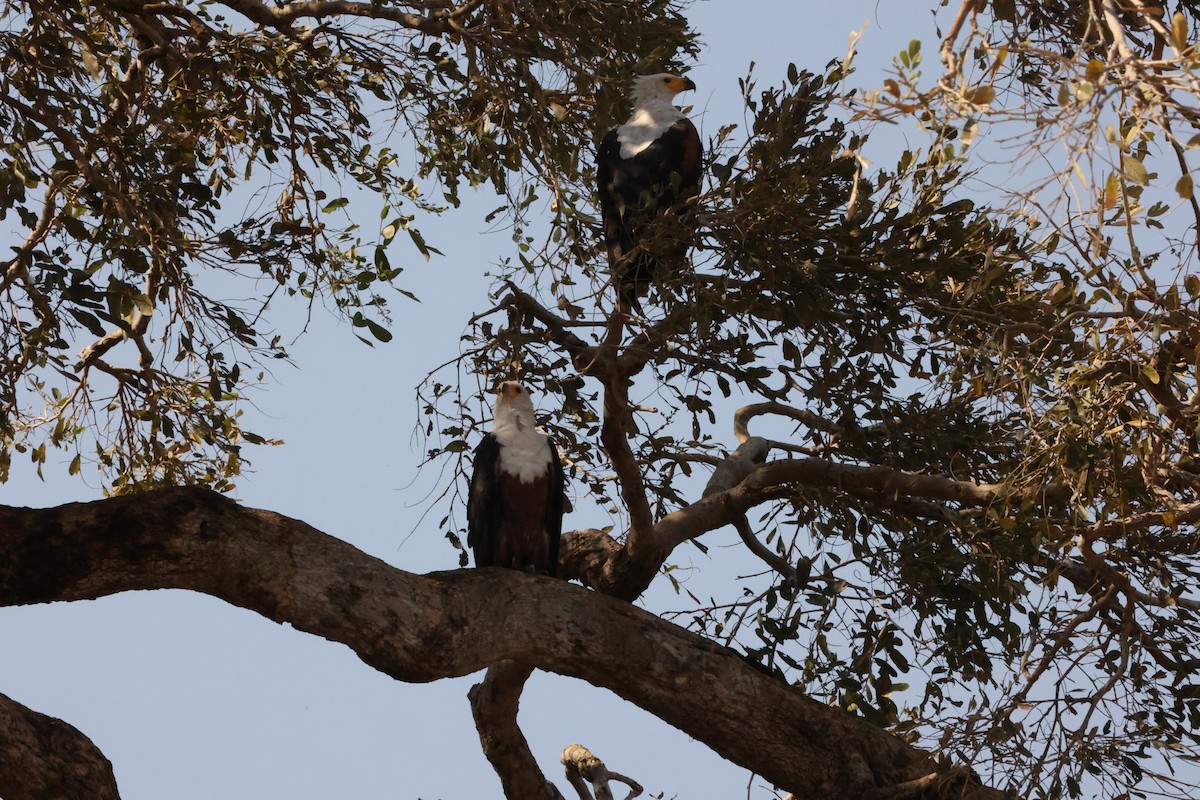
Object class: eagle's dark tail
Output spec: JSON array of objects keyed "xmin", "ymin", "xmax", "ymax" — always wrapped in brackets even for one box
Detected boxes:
[
  {"xmin": 617, "ymin": 254, "xmax": 654, "ymax": 315},
  {"xmin": 606, "ymin": 223, "xmax": 656, "ymax": 315}
]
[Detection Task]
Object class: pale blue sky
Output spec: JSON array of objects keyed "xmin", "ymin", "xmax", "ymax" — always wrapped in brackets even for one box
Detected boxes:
[{"xmin": 0, "ymin": 5, "xmax": 961, "ymax": 799}]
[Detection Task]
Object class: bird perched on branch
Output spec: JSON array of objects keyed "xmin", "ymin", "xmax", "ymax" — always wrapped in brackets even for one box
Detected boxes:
[
  {"xmin": 467, "ymin": 382, "xmax": 565, "ymax": 576},
  {"xmin": 597, "ymin": 72, "xmax": 704, "ymax": 312}
]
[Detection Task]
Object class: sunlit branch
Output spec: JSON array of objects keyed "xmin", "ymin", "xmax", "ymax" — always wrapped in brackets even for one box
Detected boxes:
[
  {"xmin": 560, "ymin": 744, "xmax": 642, "ymax": 800},
  {"xmin": 75, "ymin": 309, "xmax": 154, "ymax": 371},
  {"xmin": 1076, "ymin": 499, "xmax": 1200, "ymax": 546},
  {"xmin": 871, "ymin": 767, "xmax": 981, "ymax": 800},
  {"xmin": 937, "ymin": 0, "xmax": 976, "ymax": 77},
  {"xmin": 1101, "ymin": 0, "xmax": 1149, "ymax": 105}
]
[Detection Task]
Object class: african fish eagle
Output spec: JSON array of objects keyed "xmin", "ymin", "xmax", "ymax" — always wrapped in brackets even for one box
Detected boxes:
[
  {"xmin": 597, "ymin": 72, "xmax": 703, "ymax": 312},
  {"xmin": 467, "ymin": 381, "xmax": 566, "ymax": 576}
]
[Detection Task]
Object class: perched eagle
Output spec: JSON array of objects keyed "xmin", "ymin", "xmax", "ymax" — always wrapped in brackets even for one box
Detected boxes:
[
  {"xmin": 597, "ymin": 73, "xmax": 703, "ymax": 311},
  {"xmin": 467, "ymin": 382, "xmax": 566, "ymax": 576}
]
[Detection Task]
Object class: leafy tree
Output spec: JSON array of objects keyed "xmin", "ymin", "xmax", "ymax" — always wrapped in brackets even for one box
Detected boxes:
[{"xmin": 3, "ymin": 1, "xmax": 1200, "ymax": 799}]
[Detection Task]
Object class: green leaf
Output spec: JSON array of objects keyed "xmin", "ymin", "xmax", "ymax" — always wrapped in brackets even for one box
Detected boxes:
[
  {"xmin": 1185, "ymin": 274, "xmax": 1200, "ymax": 297},
  {"xmin": 364, "ymin": 318, "xmax": 392, "ymax": 342},
  {"xmin": 68, "ymin": 308, "xmax": 106, "ymax": 337},
  {"xmin": 963, "ymin": 85, "xmax": 995, "ymax": 106},
  {"xmin": 1177, "ymin": 174, "xmax": 1194, "ymax": 199},
  {"xmin": 1172, "ymin": 10, "xmax": 1190, "ymax": 52},
  {"xmin": 1104, "ymin": 172, "xmax": 1119, "ymax": 209},
  {"xmin": 1121, "ymin": 155, "xmax": 1149, "ymax": 185},
  {"xmin": 132, "ymin": 294, "xmax": 155, "ymax": 316}
]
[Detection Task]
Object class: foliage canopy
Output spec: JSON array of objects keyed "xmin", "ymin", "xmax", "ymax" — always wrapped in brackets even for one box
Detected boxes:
[{"xmin": 5, "ymin": 1, "xmax": 1200, "ymax": 798}]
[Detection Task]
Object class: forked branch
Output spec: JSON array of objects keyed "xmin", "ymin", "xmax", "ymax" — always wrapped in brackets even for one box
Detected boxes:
[{"xmin": 561, "ymin": 743, "xmax": 643, "ymax": 800}]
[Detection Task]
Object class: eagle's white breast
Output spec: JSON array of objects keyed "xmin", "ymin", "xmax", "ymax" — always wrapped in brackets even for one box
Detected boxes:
[
  {"xmin": 493, "ymin": 421, "xmax": 553, "ymax": 483},
  {"xmin": 617, "ymin": 104, "xmax": 683, "ymax": 159}
]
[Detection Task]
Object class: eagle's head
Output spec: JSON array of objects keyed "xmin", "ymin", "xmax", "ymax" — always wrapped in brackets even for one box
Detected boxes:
[
  {"xmin": 631, "ymin": 73, "xmax": 696, "ymax": 105},
  {"xmin": 493, "ymin": 381, "xmax": 537, "ymax": 431}
]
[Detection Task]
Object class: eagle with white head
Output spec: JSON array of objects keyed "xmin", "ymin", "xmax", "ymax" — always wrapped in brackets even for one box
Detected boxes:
[
  {"xmin": 597, "ymin": 73, "xmax": 704, "ymax": 312},
  {"xmin": 467, "ymin": 382, "xmax": 565, "ymax": 576}
]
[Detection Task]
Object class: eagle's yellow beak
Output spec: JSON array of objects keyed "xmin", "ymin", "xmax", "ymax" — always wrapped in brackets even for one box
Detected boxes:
[
  {"xmin": 499, "ymin": 382, "xmax": 525, "ymax": 399},
  {"xmin": 665, "ymin": 75, "xmax": 697, "ymax": 94}
]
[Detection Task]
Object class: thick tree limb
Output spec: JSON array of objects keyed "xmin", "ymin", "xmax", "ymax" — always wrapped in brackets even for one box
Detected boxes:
[
  {"xmin": 0, "ymin": 488, "xmax": 1006, "ymax": 799},
  {"xmin": 0, "ymin": 691, "xmax": 120, "ymax": 800}
]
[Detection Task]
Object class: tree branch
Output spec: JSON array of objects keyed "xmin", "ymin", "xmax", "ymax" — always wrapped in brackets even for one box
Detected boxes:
[
  {"xmin": 0, "ymin": 487, "xmax": 1005, "ymax": 798},
  {"xmin": 0, "ymin": 691, "xmax": 121, "ymax": 800},
  {"xmin": 214, "ymin": 0, "xmax": 456, "ymax": 35},
  {"xmin": 734, "ymin": 401, "xmax": 842, "ymax": 442},
  {"xmin": 498, "ymin": 282, "xmax": 593, "ymax": 364},
  {"xmin": 469, "ymin": 662, "xmax": 563, "ymax": 800},
  {"xmin": 560, "ymin": 743, "xmax": 642, "ymax": 800},
  {"xmin": 598, "ymin": 361, "xmax": 656, "ymax": 560},
  {"xmin": 701, "ymin": 436, "xmax": 795, "ymax": 581},
  {"xmin": 654, "ymin": 456, "xmax": 1069, "ymax": 553},
  {"xmin": 937, "ymin": 0, "xmax": 975, "ymax": 76}
]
